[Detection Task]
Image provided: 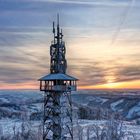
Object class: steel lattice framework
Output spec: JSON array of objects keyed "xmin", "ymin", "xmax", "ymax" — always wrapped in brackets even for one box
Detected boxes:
[{"xmin": 39, "ymin": 15, "xmax": 77, "ymax": 140}]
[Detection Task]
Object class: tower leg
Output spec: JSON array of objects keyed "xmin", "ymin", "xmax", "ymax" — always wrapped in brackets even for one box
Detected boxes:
[
  {"xmin": 52, "ymin": 92, "xmax": 61, "ymax": 140},
  {"xmin": 61, "ymin": 92, "xmax": 73, "ymax": 140},
  {"xmin": 43, "ymin": 92, "xmax": 53, "ymax": 140},
  {"xmin": 43, "ymin": 91, "xmax": 73, "ymax": 140}
]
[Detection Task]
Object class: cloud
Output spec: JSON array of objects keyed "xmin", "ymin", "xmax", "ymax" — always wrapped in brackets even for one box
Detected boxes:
[
  {"xmin": 66, "ymin": 56, "xmax": 140, "ymax": 86},
  {"xmin": 0, "ymin": 26, "xmax": 51, "ymax": 48},
  {"xmin": 115, "ymin": 65, "xmax": 140, "ymax": 82},
  {"xmin": 0, "ymin": 0, "xmax": 140, "ymax": 88},
  {"xmin": 26, "ymin": 0, "xmax": 139, "ymax": 8},
  {"xmin": 0, "ymin": 44, "xmax": 50, "ymax": 84}
]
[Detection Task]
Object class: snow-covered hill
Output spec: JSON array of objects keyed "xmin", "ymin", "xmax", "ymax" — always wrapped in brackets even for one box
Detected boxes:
[
  {"xmin": 0, "ymin": 90, "xmax": 140, "ymax": 139},
  {"xmin": 72, "ymin": 90, "xmax": 140, "ymax": 121},
  {"xmin": 0, "ymin": 90, "xmax": 140, "ymax": 121},
  {"xmin": 0, "ymin": 90, "xmax": 43, "ymax": 120}
]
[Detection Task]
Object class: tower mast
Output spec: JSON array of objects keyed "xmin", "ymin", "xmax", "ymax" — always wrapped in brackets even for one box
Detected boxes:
[{"xmin": 39, "ymin": 15, "xmax": 78, "ymax": 140}]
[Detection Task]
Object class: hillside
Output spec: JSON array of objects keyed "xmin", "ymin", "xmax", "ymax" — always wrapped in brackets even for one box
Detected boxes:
[{"xmin": 0, "ymin": 90, "xmax": 140, "ymax": 139}]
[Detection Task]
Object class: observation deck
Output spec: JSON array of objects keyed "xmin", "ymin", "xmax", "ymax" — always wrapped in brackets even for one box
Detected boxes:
[{"xmin": 39, "ymin": 73, "xmax": 78, "ymax": 92}]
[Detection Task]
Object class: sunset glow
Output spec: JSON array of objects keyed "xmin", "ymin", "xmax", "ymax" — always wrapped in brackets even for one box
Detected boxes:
[
  {"xmin": 79, "ymin": 80, "xmax": 140, "ymax": 90},
  {"xmin": 0, "ymin": 82, "xmax": 38, "ymax": 90}
]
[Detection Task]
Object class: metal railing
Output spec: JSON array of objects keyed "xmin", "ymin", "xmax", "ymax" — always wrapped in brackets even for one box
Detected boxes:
[{"xmin": 40, "ymin": 85, "xmax": 76, "ymax": 92}]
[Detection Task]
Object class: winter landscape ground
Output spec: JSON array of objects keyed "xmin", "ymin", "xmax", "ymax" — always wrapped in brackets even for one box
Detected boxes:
[{"xmin": 0, "ymin": 89, "xmax": 140, "ymax": 140}]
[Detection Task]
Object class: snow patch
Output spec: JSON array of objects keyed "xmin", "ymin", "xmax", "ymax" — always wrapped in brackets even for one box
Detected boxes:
[
  {"xmin": 111, "ymin": 99, "xmax": 124, "ymax": 111},
  {"xmin": 127, "ymin": 106, "xmax": 140, "ymax": 119}
]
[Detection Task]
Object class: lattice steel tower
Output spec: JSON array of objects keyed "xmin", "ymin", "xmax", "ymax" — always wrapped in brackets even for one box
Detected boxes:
[{"xmin": 39, "ymin": 15, "xmax": 78, "ymax": 140}]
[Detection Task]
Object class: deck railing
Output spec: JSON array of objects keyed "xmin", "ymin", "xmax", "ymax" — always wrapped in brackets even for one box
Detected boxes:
[{"xmin": 40, "ymin": 85, "xmax": 76, "ymax": 92}]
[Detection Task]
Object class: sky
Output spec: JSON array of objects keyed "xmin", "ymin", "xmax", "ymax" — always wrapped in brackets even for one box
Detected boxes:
[{"xmin": 0, "ymin": 0, "xmax": 140, "ymax": 89}]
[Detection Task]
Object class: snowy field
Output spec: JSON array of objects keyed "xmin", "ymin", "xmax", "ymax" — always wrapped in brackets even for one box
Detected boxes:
[
  {"xmin": 0, "ymin": 90, "xmax": 140, "ymax": 139},
  {"xmin": 0, "ymin": 119, "xmax": 140, "ymax": 140},
  {"xmin": 74, "ymin": 120, "xmax": 140, "ymax": 140}
]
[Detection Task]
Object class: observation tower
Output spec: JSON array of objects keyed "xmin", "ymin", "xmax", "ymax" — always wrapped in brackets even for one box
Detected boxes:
[{"xmin": 39, "ymin": 15, "xmax": 78, "ymax": 140}]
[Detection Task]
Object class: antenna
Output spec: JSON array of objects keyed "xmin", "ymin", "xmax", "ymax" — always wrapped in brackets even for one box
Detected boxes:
[
  {"xmin": 53, "ymin": 21, "xmax": 55, "ymax": 34},
  {"xmin": 60, "ymin": 29, "xmax": 63, "ymax": 41},
  {"xmin": 53, "ymin": 21, "xmax": 55, "ymax": 43},
  {"xmin": 57, "ymin": 13, "xmax": 59, "ymax": 27},
  {"xmin": 57, "ymin": 13, "xmax": 60, "ymax": 44}
]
